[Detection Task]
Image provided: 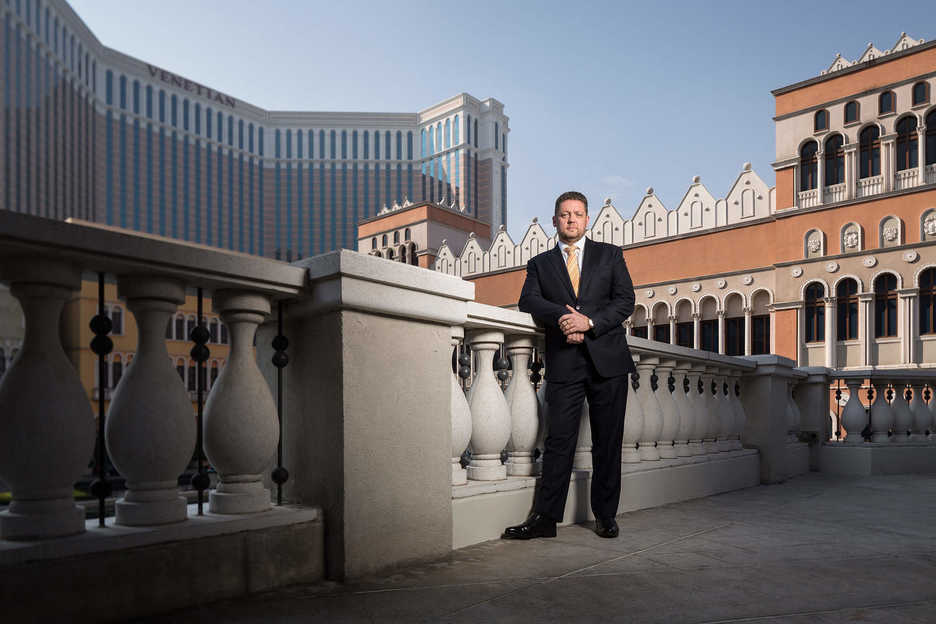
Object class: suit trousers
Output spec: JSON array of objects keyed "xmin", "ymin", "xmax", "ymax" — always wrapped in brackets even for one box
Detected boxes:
[{"xmin": 535, "ymin": 358, "xmax": 629, "ymax": 523}]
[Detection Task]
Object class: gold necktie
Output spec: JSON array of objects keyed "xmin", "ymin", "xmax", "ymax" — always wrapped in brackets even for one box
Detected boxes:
[{"xmin": 566, "ymin": 246, "xmax": 580, "ymax": 297}]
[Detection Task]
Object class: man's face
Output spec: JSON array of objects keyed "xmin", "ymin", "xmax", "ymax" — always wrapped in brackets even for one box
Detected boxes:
[{"xmin": 553, "ymin": 199, "xmax": 589, "ymax": 244}]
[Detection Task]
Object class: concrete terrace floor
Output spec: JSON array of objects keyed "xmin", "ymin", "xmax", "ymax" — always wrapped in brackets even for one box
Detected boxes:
[{"xmin": 143, "ymin": 473, "xmax": 936, "ymax": 623}]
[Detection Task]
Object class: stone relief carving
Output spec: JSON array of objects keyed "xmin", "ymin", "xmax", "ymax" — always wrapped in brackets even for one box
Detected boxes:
[
  {"xmin": 807, "ymin": 239, "xmax": 822, "ymax": 253},
  {"xmin": 883, "ymin": 226, "xmax": 899, "ymax": 242},
  {"xmin": 645, "ymin": 289, "xmax": 655, "ymax": 298},
  {"xmin": 825, "ymin": 262, "xmax": 839, "ymax": 273},
  {"xmin": 925, "ymin": 214, "xmax": 936, "ymax": 236},
  {"xmin": 667, "ymin": 286, "xmax": 677, "ymax": 295},
  {"xmin": 791, "ymin": 267, "xmax": 803, "ymax": 278},
  {"xmin": 742, "ymin": 275, "xmax": 753, "ymax": 285},
  {"xmin": 904, "ymin": 250, "xmax": 919, "ymax": 263},
  {"xmin": 716, "ymin": 279, "xmax": 727, "ymax": 289},
  {"xmin": 862, "ymin": 256, "xmax": 877, "ymax": 268},
  {"xmin": 843, "ymin": 231, "xmax": 859, "ymax": 249},
  {"xmin": 691, "ymin": 283, "xmax": 701, "ymax": 292}
]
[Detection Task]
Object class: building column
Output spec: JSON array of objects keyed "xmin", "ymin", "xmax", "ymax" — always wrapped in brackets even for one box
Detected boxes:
[
  {"xmin": 669, "ymin": 315, "xmax": 677, "ymax": 345},
  {"xmin": 824, "ymin": 297, "xmax": 836, "ymax": 369},
  {"xmin": 717, "ymin": 311, "xmax": 726, "ymax": 355},
  {"xmin": 844, "ymin": 143, "xmax": 857, "ymax": 200},
  {"xmin": 918, "ymin": 125, "xmax": 927, "ymax": 186},
  {"xmin": 624, "ymin": 319, "xmax": 633, "ymax": 336},
  {"xmin": 692, "ymin": 312, "xmax": 700, "ymax": 350},
  {"xmin": 858, "ymin": 293, "xmax": 874, "ymax": 367},
  {"xmin": 882, "ymin": 134, "xmax": 897, "ymax": 193},
  {"xmin": 816, "ymin": 148, "xmax": 825, "ymax": 205},
  {"xmin": 795, "ymin": 303, "xmax": 806, "ymax": 366},
  {"xmin": 898, "ymin": 288, "xmax": 919, "ymax": 366},
  {"xmin": 743, "ymin": 306, "xmax": 753, "ymax": 356}
]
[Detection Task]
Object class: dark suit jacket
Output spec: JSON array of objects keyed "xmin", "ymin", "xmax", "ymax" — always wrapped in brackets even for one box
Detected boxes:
[{"xmin": 518, "ymin": 238, "xmax": 636, "ymax": 382}]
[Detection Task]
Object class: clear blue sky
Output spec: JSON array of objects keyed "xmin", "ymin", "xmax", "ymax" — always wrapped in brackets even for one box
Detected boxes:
[{"xmin": 70, "ymin": 0, "xmax": 932, "ymax": 239}]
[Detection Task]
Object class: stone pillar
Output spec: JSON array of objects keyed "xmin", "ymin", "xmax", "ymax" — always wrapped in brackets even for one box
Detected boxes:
[
  {"xmin": 636, "ymin": 357, "xmax": 662, "ymax": 461},
  {"xmin": 739, "ymin": 355, "xmax": 806, "ymax": 483},
  {"xmin": 687, "ymin": 365, "xmax": 706, "ymax": 455},
  {"xmin": 729, "ymin": 371, "xmax": 747, "ymax": 450},
  {"xmin": 280, "ymin": 250, "xmax": 468, "ymax": 579},
  {"xmin": 841, "ymin": 379, "xmax": 867, "ymax": 444},
  {"xmin": 824, "ymin": 298, "xmax": 836, "ymax": 368},
  {"xmin": 622, "ymin": 369, "xmax": 642, "ymax": 463},
  {"xmin": 785, "ymin": 380, "xmax": 802, "ymax": 443},
  {"xmin": 504, "ymin": 335, "xmax": 540, "ymax": 476},
  {"xmin": 450, "ymin": 328, "xmax": 471, "ymax": 485},
  {"xmin": 624, "ymin": 319, "xmax": 633, "ymax": 337},
  {"xmin": 669, "ymin": 315, "xmax": 677, "ymax": 345},
  {"xmin": 717, "ymin": 311, "xmax": 726, "ymax": 355},
  {"xmin": 891, "ymin": 383, "xmax": 913, "ymax": 442},
  {"xmin": 882, "ymin": 134, "xmax": 896, "ymax": 193},
  {"xmin": 858, "ymin": 293, "xmax": 874, "ymax": 367},
  {"xmin": 793, "ymin": 367, "xmax": 832, "ymax": 443},
  {"xmin": 466, "ymin": 330, "xmax": 511, "ymax": 480},
  {"xmin": 0, "ymin": 259, "xmax": 95, "ymax": 539},
  {"xmin": 910, "ymin": 384, "xmax": 929, "ymax": 441},
  {"xmin": 107, "ymin": 277, "xmax": 195, "ymax": 526},
  {"xmin": 844, "ymin": 143, "xmax": 857, "ymax": 200},
  {"xmin": 655, "ymin": 359, "xmax": 679, "ymax": 459},
  {"xmin": 672, "ymin": 363, "xmax": 693, "ymax": 457},
  {"xmin": 869, "ymin": 381, "xmax": 893, "ymax": 443},
  {"xmin": 204, "ymin": 291, "xmax": 278, "ymax": 514},
  {"xmin": 898, "ymin": 289, "xmax": 919, "ymax": 365},
  {"xmin": 816, "ymin": 148, "xmax": 825, "ymax": 205},
  {"xmin": 743, "ymin": 306, "xmax": 753, "ymax": 356},
  {"xmin": 692, "ymin": 312, "xmax": 701, "ymax": 350},
  {"xmin": 716, "ymin": 371, "xmax": 733, "ymax": 451}
]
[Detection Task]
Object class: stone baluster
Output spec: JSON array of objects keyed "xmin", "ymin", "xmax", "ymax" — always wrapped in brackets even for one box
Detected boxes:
[
  {"xmin": 841, "ymin": 380, "xmax": 867, "ymax": 444},
  {"xmin": 106, "ymin": 277, "xmax": 196, "ymax": 525},
  {"xmin": 622, "ymin": 370, "xmax": 643, "ymax": 463},
  {"xmin": 574, "ymin": 400, "xmax": 592, "ymax": 470},
  {"xmin": 716, "ymin": 371, "xmax": 733, "ymax": 452},
  {"xmin": 655, "ymin": 360, "xmax": 679, "ymax": 459},
  {"xmin": 204, "ymin": 290, "xmax": 278, "ymax": 513},
  {"xmin": 536, "ymin": 379, "xmax": 548, "ymax": 465},
  {"xmin": 869, "ymin": 381, "xmax": 893, "ymax": 443},
  {"xmin": 450, "ymin": 329, "xmax": 471, "ymax": 485},
  {"xmin": 785, "ymin": 381, "xmax": 801, "ymax": 443},
  {"xmin": 687, "ymin": 366, "xmax": 706, "ymax": 455},
  {"xmin": 0, "ymin": 259, "xmax": 96, "ymax": 539},
  {"xmin": 909, "ymin": 384, "xmax": 928, "ymax": 442},
  {"xmin": 672, "ymin": 363, "xmax": 693, "ymax": 457},
  {"xmin": 465, "ymin": 330, "xmax": 511, "ymax": 480},
  {"xmin": 636, "ymin": 357, "xmax": 662, "ymax": 461},
  {"xmin": 891, "ymin": 383, "xmax": 913, "ymax": 442},
  {"xmin": 729, "ymin": 372, "xmax": 747, "ymax": 450},
  {"xmin": 701, "ymin": 369, "xmax": 719, "ymax": 453},
  {"xmin": 505, "ymin": 336, "xmax": 540, "ymax": 476}
]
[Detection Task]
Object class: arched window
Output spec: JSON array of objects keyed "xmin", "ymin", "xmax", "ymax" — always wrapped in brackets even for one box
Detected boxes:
[
  {"xmin": 631, "ymin": 307, "xmax": 648, "ymax": 339},
  {"xmin": 393, "ymin": 231, "xmax": 400, "ymax": 244},
  {"xmin": 409, "ymin": 243, "xmax": 418, "ymax": 266},
  {"xmin": 751, "ymin": 291, "xmax": 771, "ymax": 355},
  {"xmin": 874, "ymin": 274, "xmax": 898, "ymax": 338},
  {"xmin": 859, "ymin": 126, "xmax": 881, "ymax": 178},
  {"xmin": 927, "ymin": 110, "xmax": 936, "ymax": 165},
  {"xmin": 844, "ymin": 101, "xmax": 859, "ymax": 124},
  {"xmin": 825, "ymin": 135, "xmax": 845, "ymax": 185},
  {"xmin": 800, "ymin": 141, "xmax": 818, "ymax": 190},
  {"xmin": 804, "ymin": 283, "xmax": 825, "ymax": 343},
  {"xmin": 209, "ymin": 318, "xmax": 219, "ymax": 344},
  {"xmin": 453, "ymin": 115, "xmax": 459, "ymax": 145},
  {"xmin": 879, "ymin": 91, "xmax": 895, "ymax": 115},
  {"xmin": 651, "ymin": 304, "xmax": 670, "ymax": 344},
  {"xmin": 220, "ymin": 323, "xmax": 229, "ymax": 345},
  {"xmin": 724, "ymin": 294, "xmax": 744, "ymax": 356},
  {"xmin": 399, "ymin": 245, "xmax": 408, "ymax": 264},
  {"xmin": 912, "ymin": 82, "xmax": 929, "ymax": 106},
  {"xmin": 814, "ymin": 110, "xmax": 829, "ymax": 132},
  {"xmin": 176, "ymin": 358, "xmax": 186, "ymax": 383},
  {"xmin": 896, "ymin": 117, "xmax": 918, "ymax": 171},
  {"xmin": 188, "ymin": 360, "xmax": 197, "ymax": 392},
  {"xmin": 420, "ymin": 129, "xmax": 426, "ymax": 158},
  {"xmin": 371, "ymin": 237, "xmax": 377, "ymax": 250},
  {"xmin": 920, "ymin": 268, "xmax": 936, "ymax": 335},
  {"xmin": 110, "ymin": 305, "xmax": 123, "ymax": 335},
  {"xmin": 111, "ymin": 354, "xmax": 123, "ymax": 388},
  {"xmin": 427, "ymin": 127, "xmax": 433, "ymax": 155},
  {"xmin": 444, "ymin": 119, "xmax": 451, "ymax": 148},
  {"xmin": 473, "ymin": 119, "xmax": 478, "ymax": 147},
  {"xmin": 836, "ymin": 279, "xmax": 859, "ymax": 341},
  {"xmin": 699, "ymin": 297, "xmax": 718, "ymax": 353},
  {"xmin": 174, "ymin": 313, "xmax": 185, "ymax": 341},
  {"xmin": 404, "ymin": 228, "xmax": 411, "ymax": 241},
  {"xmin": 186, "ymin": 315, "xmax": 196, "ymax": 342},
  {"xmin": 386, "ymin": 248, "xmax": 394, "ymax": 261}
]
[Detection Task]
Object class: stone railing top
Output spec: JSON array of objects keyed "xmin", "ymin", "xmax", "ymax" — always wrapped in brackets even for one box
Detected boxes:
[
  {"xmin": 0, "ymin": 212, "xmax": 305, "ymax": 297},
  {"xmin": 629, "ymin": 336, "xmax": 756, "ymax": 372},
  {"xmin": 741, "ymin": 354, "xmax": 804, "ymax": 378},
  {"xmin": 294, "ymin": 250, "xmax": 474, "ymax": 327},
  {"xmin": 465, "ymin": 301, "xmax": 539, "ymax": 335},
  {"xmin": 831, "ymin": 368, "xmax": 936, "ymax": 384}
]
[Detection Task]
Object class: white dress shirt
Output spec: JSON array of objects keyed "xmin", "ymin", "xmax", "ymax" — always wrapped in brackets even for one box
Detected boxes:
[{"xmin": 558, "ymin": 237, "xmax": 586, "ymax": 272}]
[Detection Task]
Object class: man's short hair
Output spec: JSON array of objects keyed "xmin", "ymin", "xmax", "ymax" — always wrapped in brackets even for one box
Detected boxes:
[{"xmin": 554, "ymin": 191, "xmax": 588, "ymax": 215}]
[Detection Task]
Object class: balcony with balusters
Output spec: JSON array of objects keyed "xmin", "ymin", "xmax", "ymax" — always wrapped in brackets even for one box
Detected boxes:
[{"xmin": 1, "ymin": 209, "xmax": 932, "ymax": 620}]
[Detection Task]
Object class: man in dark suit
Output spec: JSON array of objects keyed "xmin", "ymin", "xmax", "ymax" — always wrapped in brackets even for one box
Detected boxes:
[{"xmin": 503, "ymin": 191, "xmax": 636, "ymax": 540}]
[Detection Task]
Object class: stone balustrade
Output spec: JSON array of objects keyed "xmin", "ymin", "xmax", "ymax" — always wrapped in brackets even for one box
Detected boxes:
[{"xmin": 0, "ymin": 212, "xmax": 304, "ymax": 540}]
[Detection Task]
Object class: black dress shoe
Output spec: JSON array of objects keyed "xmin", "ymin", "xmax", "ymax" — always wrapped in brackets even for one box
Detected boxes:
[
  {"xmin": 594, "ymin": 517, "xmax": 619, "ymax": 538},
  {"xmin": 501, "ymin": 513, "xmax": 557, "ymax": 540}
]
